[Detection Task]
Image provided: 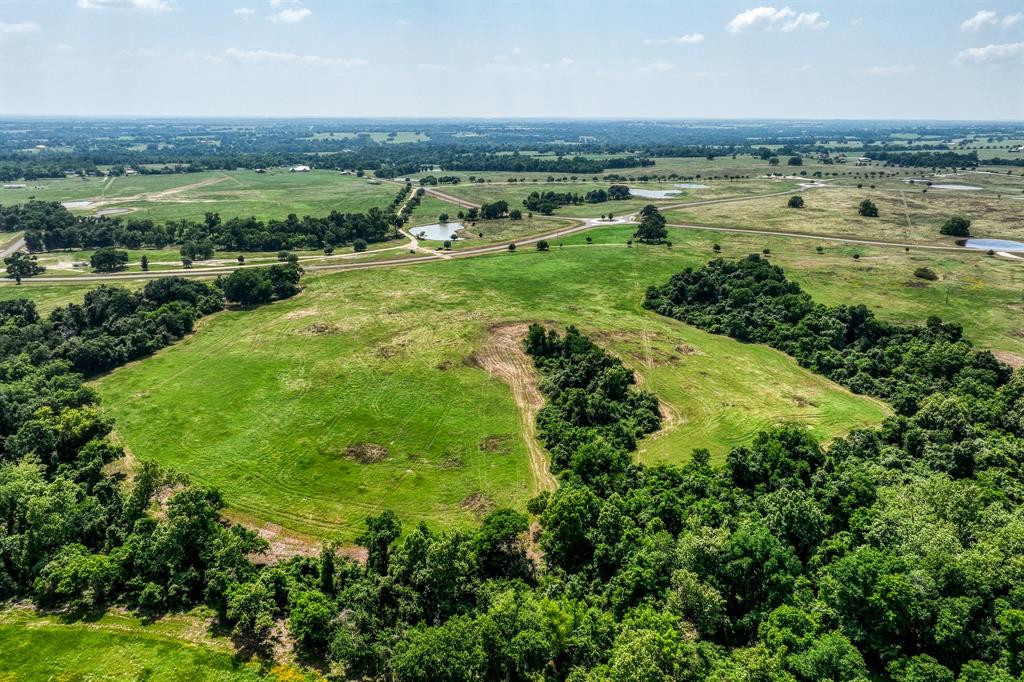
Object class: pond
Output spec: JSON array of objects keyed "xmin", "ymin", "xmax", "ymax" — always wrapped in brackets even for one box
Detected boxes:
[
  {"xmin": 62, "ymin": 200, "xmax": 94, "ymax": 209},
  {"xmin": 964, "ymin": 238, "xmax": 1024, "ymax": 252},
  {"xmin": 629, "ymin": 188, "xmax": 681, "ymax": 199},
  {"xmin": 904, "ymin": 180, "xmax": 982, "ymax": 191},
  {"xmin": 413, "ymin": 221, "xmax": 464, "ymax": 241},
  {"xmin": 674, "ymin": 183, "xmax": 709, "ymax": 189}
]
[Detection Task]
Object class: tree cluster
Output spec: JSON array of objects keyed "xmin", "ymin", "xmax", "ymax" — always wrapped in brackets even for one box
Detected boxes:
[
  {"xmin": 643, "ymin": 254, "xmax": 1012, "ymax": 414},
  {"xmin": 524, "ymin": 324, "xmax": 662, "ymax": 479},
  {"xmin": 9, "ymin": 201, "xmax": 400, "ymax": 254}
]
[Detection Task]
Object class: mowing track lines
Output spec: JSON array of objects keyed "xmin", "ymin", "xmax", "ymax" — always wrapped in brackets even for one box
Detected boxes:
[{"xmin": 474, "ymin": 323, "xmax": 556, "ymax": 494}]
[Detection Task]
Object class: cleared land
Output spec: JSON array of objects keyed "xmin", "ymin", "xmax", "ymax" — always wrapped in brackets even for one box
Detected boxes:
[
  {"xmin": 95, "ymin": 239, "xmax": 889, "ymax": 541},
  {"xmin": 0, "ymin": 607, "xmax": 291, "ymax": 681},
  {"xmin": 0, "ymin": 169, "xmax": 399, "ymax": 223},
  {"xmin": 665, "ymin": 186, "xmax": 1024, "ymax": 245}
]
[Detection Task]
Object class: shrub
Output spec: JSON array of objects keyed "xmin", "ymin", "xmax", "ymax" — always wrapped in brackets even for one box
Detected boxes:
[
  {"xmin": 858, "ymin": 199, "xmax": 879, "ymax": 217},
  {"xmin": 939, "ymin": 215, "xmax": 971, "ymax": 237},
  {"xmin": 914, "ymin": 267, "xmax": 938, "ymax": 281},
  {"xmin": 788, "ymin": 195, "xmax": 805, "ymax": 208}
]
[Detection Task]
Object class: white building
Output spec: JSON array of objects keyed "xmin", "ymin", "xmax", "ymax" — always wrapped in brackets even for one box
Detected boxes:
[{"xmin": 290, "ymin": 165, "xmax": 312, "ymax": 172}]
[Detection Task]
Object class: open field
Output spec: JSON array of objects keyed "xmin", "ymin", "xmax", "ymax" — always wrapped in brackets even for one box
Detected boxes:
[
  {"xmin": 31, "ymin": 237, "xmax": 411, "ymax": 277},
  {"xmin": 664, "ymin": 186, "xmax": 1024, "ymax": 245},
  {"xmin": 0, "ymin": 170, "xmax": 399, "ymax": 223},
  {"xmin": 0, "ymin": 607, "xmax": 291, "ymax": 681},
  {"xmin": 95, "ymin": 238, "xmax": 891, "ymax": 540}
]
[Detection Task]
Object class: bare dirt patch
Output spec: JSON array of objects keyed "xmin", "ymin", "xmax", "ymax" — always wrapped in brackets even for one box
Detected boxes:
[
  {"xmin": 993, "ymin": 350, "xmax": 1024, "ymax": 368},
  {"xmin": 284, "ymin": 308, "xmax": 318, "ymax": 320},
  {"xmin": 460, "ymin": 492, "xmax": 494, "ymax": 517},
  {"xmin": 675, "ymin": 343, "xmax": 701, "ymax": 355},
  {"xmin": 345, "ymin": 443, "xmax": 389, "ymax": 464},
  {"xmin": 480, "ymin": 434, "xmax": 511, "ymax": 452},
  {"xmin": 304, "ymin": 322, "xmax": 339, "ymax": 336},
  {"xmin": 475, "ymin": 323, "xmax": 557, "ymax": 492}
]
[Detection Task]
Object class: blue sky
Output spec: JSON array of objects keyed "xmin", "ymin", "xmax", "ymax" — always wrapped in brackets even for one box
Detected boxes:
[{"xmin": 1, "ymin": 0, "xmax": 1022, "ymax": 119}]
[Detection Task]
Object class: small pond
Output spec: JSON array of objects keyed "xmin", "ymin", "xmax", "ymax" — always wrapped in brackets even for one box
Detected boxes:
[
  {"xmin": 674, "ymin": 183, "xmax": 709, "ymax": 189},
  {"xmin": 964, "ymin": 238, "xmax": 1024, "ymax": 252},
  {"xmin": 629, "ymin": 188, "xmax": 681, "ymax": 199},
  {"xmin": 413, "ymin": 221, "xmax": 464, "ymax": 241},
  {"xmin": 904, "ymin": 180, "xmax": 982, "ymax": 191},
  {"xmin": 62, "ymin": 200, "xmax": 94, "ymax": 209}
]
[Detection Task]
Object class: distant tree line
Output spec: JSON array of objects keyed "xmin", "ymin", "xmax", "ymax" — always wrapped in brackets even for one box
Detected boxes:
[
  {"xmin": 522, "ymin": 185, "xmax": 630, "ymax": 214},
  {"xmin": 863, "ymin": 150, "xmax": 979, "ymax": 168},
  {"xmin": 3, "ymin": 190, "xmax": 411, "ymax": 253}
]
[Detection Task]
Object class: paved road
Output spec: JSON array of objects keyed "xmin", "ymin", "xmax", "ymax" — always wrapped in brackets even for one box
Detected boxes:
[{"xmin": 0, "ymin": 234, "xmax": 26, "ymax": 259}]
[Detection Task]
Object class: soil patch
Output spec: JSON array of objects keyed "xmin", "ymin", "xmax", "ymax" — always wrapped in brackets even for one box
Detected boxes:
[
  {"xmin": 304, "ymin": 322, "xmax": 338, "ymax": 335},
  {"xmin": 345, "ymin": 443, "xmax": 389, "ymax": 464},
  {"xmin": 460, "ymin": 492, "xmax": 494, "ymax": 516},
  {"xmin": 993, "ymin": 350, "xmax": 1024, "ymax": 368},
  {"xmin": 475, "ymin": 323, "xmax": 557, "ymax": 492},
  {"xmin": 480, "ymin": 434, "xmax": 511, "ymax": 452}
]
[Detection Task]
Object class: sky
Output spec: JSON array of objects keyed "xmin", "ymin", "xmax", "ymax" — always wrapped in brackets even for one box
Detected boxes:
[{"xmin": 1, "ymin": 0, "xmax": 1022, "ymax": 120}]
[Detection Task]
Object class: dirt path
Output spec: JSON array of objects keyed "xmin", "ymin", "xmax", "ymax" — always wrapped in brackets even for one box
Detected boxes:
[{"xmin": 475, "ymin": 323, "xmax": 557, "ymax": 493}]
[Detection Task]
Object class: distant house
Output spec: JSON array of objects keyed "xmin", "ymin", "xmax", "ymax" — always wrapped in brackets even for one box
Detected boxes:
[
  {"xmin": 3, "ymin": 183, "xmax": 27, "ymax": 189},
  {"xmin": 366, "ymin": 179, "xmax": 382, "ymax": 185},
  {"xmin": 34, "ymin": 144, "xmax": 47, "ymax": 150},
  {"xmin": 1010, "ymin": 145, "xmax": 1024, "ymax": 153},
  {"xmin": 124, "ymin": 167, "xmax": 138, "ymax": 175},
  {"xmin": 339, "ymin": 169, "xmax": 353, "ymax": 175},
  {"xmin": 579, "ymin": 135, "xmax": 597, "ymax": 143},
  {"xmin": 254, "ymin": 168, "xmax": 267, "ymax": 174},
  {"xmin": 289, "ymin": 165, "xmax": 312, "ymax": 173},
  {"xmin": 855, "ymin": 157, "xmax": 871, "ymax": 165}
]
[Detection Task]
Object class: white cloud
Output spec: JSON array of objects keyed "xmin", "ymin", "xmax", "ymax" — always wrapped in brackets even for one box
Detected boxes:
[
  {"xmin": 116, "ymin": 47, "xmax": 160, "ymax": 58},
  {"xmin": 222, "ymin": 47, "xmax": 366, "ymax": 67},
  {"xmin": 727, "ymin": 6, "xmax": 827, "ymax": 33},
  {"xmin": 396, "ymin": 18, "xmax": 409, "ymax": 28},
  {"xmin": 416, "ymin": 63, "xmax": 449, "ymax": 71},
  {"xmin": 1002, "ymin": 12, "xmax": 1022, "ymax": 27},
  {"xmin": 865, "ymin": 64, "xmax": 917, "ymax": 76},
  {"xmin": 77, "ymin": 0, "xmax": 171, "ymax": 10},
  {"xmin": 644, "ymin": 33, "xmax": 704, "ymax": 45},
  {"xmin": 961, "ymin": 10, "xmax": 998, "ymax": 30},
  {"xmin": 234, "ymin": 7, "xmax": 254, "ymax": 17},
  {"xmin": 953, "ymin": 42, "xmax": 1024, "ymax": 64},
  {"xmin": 53, "ymin": 43, "xmax": 74, "ymax": 51},
  {"xmin": 0, "ymin": 21, "xmax": 40, "ymax": 34},
  {"xmin": 781, "ymin": 12, "xmax": 828, "ymax": 31},
  {"xmin": 637, "ymin": 61, "xmax": 675, "ymax": 73},
  {"xmin": 727, "ymin": 6, "xmax": 793, "ymax": 32},
  {"xmin": 269, "ymin": 7, "xmax": 311, "ymax": 23}
]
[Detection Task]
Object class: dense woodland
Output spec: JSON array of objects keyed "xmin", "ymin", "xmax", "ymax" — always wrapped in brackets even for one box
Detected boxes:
[{"xmin": 2, "ymin": 257, "xmax": 1023, "ymax": 680}]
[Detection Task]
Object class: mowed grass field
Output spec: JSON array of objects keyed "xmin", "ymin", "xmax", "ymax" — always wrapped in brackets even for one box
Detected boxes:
[
  {"xmin": 0, "ymin": 607, "xmax": 297, "ymax": 681},
  {"xmin": 95, "ymin": 236, "xmax": 893, "ymax": 541},
  {"xmin": 664, "ymin": 186, "xmax": 1024, "ymax": 245},
  {"xmin": 0, "ymin": 169, "xmax": 399, "ymax": 223}
]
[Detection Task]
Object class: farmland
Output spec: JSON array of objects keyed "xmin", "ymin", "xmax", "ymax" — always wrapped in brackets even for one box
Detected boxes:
[
  {"xmin": 0, "ymin": 169, "xmax": 399, "ymax": 222},
  {"xmin": 93, "ymin": 235, "xmax": 897, "ymax": 541}
]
